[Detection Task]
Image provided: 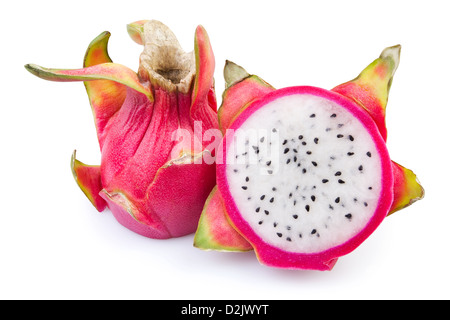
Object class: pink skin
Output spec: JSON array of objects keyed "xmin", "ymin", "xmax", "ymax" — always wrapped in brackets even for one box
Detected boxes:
[
  {"xmin": 102, "ymin": 156, "xmax": 216, "ymax": 239},
  {"xmin": 217, "ymin": 86, "xmax": 394, "ymax": 270},
  {"xmin": 97, "ymin": 87, "xmax": 217, "ymax": 239},
  {"xmin": 218, "ymin": 75, "xmax": 275, "ymax": 133},
  {"xmin": 194, "ymin": 186, "xmax": 253, "ymax": 251},
  {"xmin": 332, "ymin": 82, "xmax": 387, "ymax": 141},
  {"xmin": 25, "ymin": 22, "xmax": 219, "ymax": 239}
]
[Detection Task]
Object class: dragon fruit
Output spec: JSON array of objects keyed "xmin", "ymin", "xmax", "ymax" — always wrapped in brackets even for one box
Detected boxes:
[
  {"xmin": 25, "ymin": 20, "xmax": 219, "ymax": 239},
  {"xmin": 194, "ymin": 46, "xmax": 424, "ymax": 270}
]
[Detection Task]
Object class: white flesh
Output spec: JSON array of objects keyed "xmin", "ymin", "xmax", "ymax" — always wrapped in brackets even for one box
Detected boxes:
[{"xmin": 226, "ymin": 94, "xmax": 383, "ymax": 253}]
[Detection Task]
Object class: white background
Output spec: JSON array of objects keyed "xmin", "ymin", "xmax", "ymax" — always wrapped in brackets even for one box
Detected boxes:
[{"xmin": 1, "ymin": 0, "xmax": 448, "ymax": 300}]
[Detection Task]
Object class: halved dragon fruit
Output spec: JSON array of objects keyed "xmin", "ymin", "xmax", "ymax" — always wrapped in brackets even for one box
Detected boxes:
[
  {"xmin": 25, "ymin": 20, "xmax": 218, "ymax": 239},
  {"xmin": 194, "ymin": 46, "xmax": 424, "ymax": 270}
]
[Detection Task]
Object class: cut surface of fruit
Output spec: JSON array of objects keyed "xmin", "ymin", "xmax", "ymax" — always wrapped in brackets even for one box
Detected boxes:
[{"xmin": 217, "ymin": 86, "xmax": 393, "ymax": 269}]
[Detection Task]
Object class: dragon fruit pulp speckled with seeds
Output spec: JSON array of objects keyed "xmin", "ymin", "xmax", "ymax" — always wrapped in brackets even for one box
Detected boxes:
[
  {"xmin": 25, "ymin": 20, "xmax": 219, "ymax": 239},
  {"xmin": 194, "ymin": 46, "xmax": 424, "ymax": 270}
]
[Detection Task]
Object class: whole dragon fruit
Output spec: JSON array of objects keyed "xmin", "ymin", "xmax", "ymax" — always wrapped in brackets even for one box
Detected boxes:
[
  {"xmin": 194, "ymin": 46, "xmax": 424, "ymax": 270},
  {"xmin": 25, "ymin": 20, "xmax": 219, "ymax": 239}
]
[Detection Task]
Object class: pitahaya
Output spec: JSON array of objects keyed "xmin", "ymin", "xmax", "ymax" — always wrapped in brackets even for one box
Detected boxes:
[
  {"xmin": 194, "ymin": 46, "xmax": 424, "ymax": 270},
  {"xmin": 25, "ymin": 20, "xmax": 219, "ymax": 239}
]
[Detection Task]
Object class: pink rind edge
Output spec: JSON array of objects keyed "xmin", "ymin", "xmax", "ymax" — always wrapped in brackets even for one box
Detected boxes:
[{"xmin": 216, "ymin": 86, "xmax": 394, "ymax": 270}]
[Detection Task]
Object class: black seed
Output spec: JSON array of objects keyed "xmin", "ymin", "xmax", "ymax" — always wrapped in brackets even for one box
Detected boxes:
[
  {"xmin": 270, "ymin": 197, "xmax": 274, "ymax": 203},
  {"xmin": 289, "ymin": 193, "xmax": 293, "ymax": 198},
  {"xmin": 368, "ymin": 186, "xmax": 373, "ymax": 190},
  {"xmin": 272, "ymin": 187, "xmax": 277, "ymax": 191},
  {"xmin": 260, "ymin": 137, "xmax": 265, "ymax": 143},
  {"xmin": 326, "ymin": 127, "xmax": 331, "ymax": 132},
  {"xmin": 335, "ymin": 197, "xmax": 340, "ymax": 203},
  {"xmin": 256, "ymin": 207, "xmax": 260, "ymax": 212},
  {"xmin": 330, "ymin": 156, "xmax": 336, "ymax": 160},
  {"xmin": 297, "ymin": 163, "xmax": 301, "ymax": 167},
  {"xmin": 258, "ymin": 220, "xmax": 263, "ymax": 225},
  {"xmin": 299, "ymin": 233, "xmax": 303, "ymax": 238},
  {"xmin": 286, "ymin": 237, "xmax": 292, "ymax": 242},
  {"xmin": 247, "ymin": 197, "xmax": 251, "ymax": 200},
  {"xmin": 311, "ymin": 229, "xmax": 317, "ymax": 235},
  {"xmin": 273, "ymin": 222, "xmax": 278, "ymax": 227},
  {"xmin": 277, "ymin": 232, "xmax": 282, "ymax": 238},
  {"xmin": 338, "ymin": 123, "xmax": 344, "ymax": 128},
  {"xmin": 305, "ymin": 205, "xmax": 310, "ymax": 212},
  {"xmin": 245, "ymin": 176, "xmax": 249, "ymax": 182},
  {"xmin": 312, "ymin": 161, "xmax": 318, "ymax": 167},
  {"xmin": 298, "ymin": 135, "xmax": 303, "ymax": 140},
  {"xmin": 322, "ymin": 179, "xmax": 329, "ymax": 183},
  {"xmin": 306, "ymin": 150, "xmax": 312, "ymax": 155},
  {"xmin": 338, "ymin": 179, "xmax": 345, "ymax": 184},
  {"xmin": 330, "ymin": 113, "xmax": 337, "ymax": 118},
  {"xmin": 349, "ymin": 135, "xmax": 354, "ymax": 141},
  {"xmin": 284, "ymin": 148, "xmax": 290, "ymax": 154},
  {"xmin": 283, "ymin": 139, "xmax": 288, "ymax": 145},
  {"xmin": 272, "ymin": 128, "xmax": 277, "ymax": 132},
  {"xmin": 302, "ymin": 168, "xmax": 307, "ymax": 174},
  {"xmin": 335, "ymin": 171, "xmax": 342, "ymax": 176},
  {"xmin": 293, "ymin": 200, "xmax": 297, "ymax": 206},
  {"xmin": 345, "ymin": 213, "xmax": 352, "ymax": 220},
  {"xmin": 267, "ymin": 170, "xmax": 273, "ymax": 174},
  {"xmin": 314, "ymin": 137, "xmax": 319, "ymax": 144},
  {"xmin": 364, "ymin": 202, "xmax": 368, "ymax": 207},
  {"xmin": 329, "ymin": 204, "xmax": 334, "ymax": 210},
  {"xmin": 286, "ymin": 159, "xmax": 291, "ymax": 164},
  {"xmin": 293, "ymin": 156, "xmax": 298, "ymax": 162},
  {"xmin": 252, "ymin": 145, "xmax": 258, "ymax": 151},
  {"xmin": 260, "ymin": 195, "xmax": 266, "ymax": 200},
  {"xmin": 358, "ymin": 165, "xmax": 363, "ymax": 171},
  {"xmin": 311, "ymin": 195, "xmax": 316, "ymax": 202},
  {"xmin": 233, "ymin": 169, "xmax": 238, "ymax": 173},
  {"xmin": 293, "ymin": 149, "xmax": 298, "ymax": 153},
  {"xmin": 353, "ymin": 198, "xmax": 358, "ymax": 202},
  {"xmin": 310, "ymin": 114, "xmax": 316, "ymax": 118},
  {"xmin": 347, "ymin": 152, "xmax": 354, "ymax": 156},
  {"xmin": 266, "ymin": 161, "xmax": 271, "ymax": 166},
  {"xmin": 337, "ymin": 134, "xmax": 344, "ymax": 138},
  {"xmin": 241, "ymin": 186, "xmax": 248, "ymax": 190},
  {"xmin": 293, "ymin": 214, "xmax": 298, "ymax": 219},
  {"xmin": 302, "ymin": 141, "xmax": 307, "ymax": 146},
  {"xmin": 264, "ymin": 210, "xmax": 270, "ymax": 215},
  {"xmin": 367, "ymin": 151, "xmax": 372, "ymax": 157},
  {"xmin": 286, "ymin": 226, "xmax": 291, "ymax": 231}
]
